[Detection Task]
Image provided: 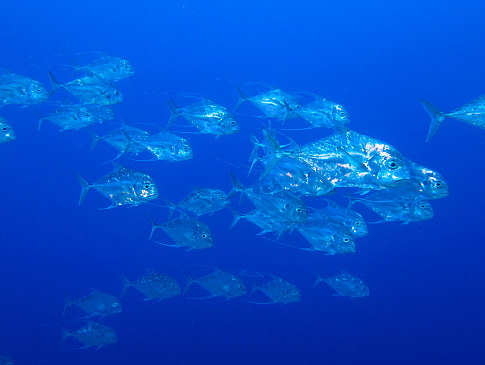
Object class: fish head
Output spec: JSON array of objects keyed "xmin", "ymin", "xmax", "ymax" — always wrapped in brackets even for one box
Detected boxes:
[
  {"xmin": 412, "ymin": 200, "xmax": 434, "ymax": 221},
  {"xmin": 28, "ymin": 82, "xmax": 48, "ymax": 102},
  {"xmin": 103, "ymin": 87, "xmax": 123, "ymax": 105},
  {"xmin": 134, "ymin": 177, "xmax": 159, "ymax": 201},
  {"xmin": 337, "ymin": 233, "xmax": 356, "ymax": 254},
  {"xmin": 351, "ymin": 216, "xmax": 368, "ymax": 237},
  {"xmin": 0, "ymin": 122, "xmax": 15, "ymax": 142},
  {"xmin": 116, "ymin": 59, "xmax": 134, "ymax": 76},
  {"xmin": 221, "ymin": 116, "xmax": 240, "ymax": 135},
  {"xmin": 376, "ymin": 154, "xmax": 411, "ymax": 185},
  {"xmin": 414, "ymin": 166, "xmax": 449, "ymax": 199},
  {"xmin": 331, "ymin": 103, "xmax": 350, "ymax": 124},
  {"xmin": 282, "ymin": 200, "xmax": 308, "ymax": 223},
  {"xmin": 193, "ymin": 224, "xmax": 213, "ymax": 248},
  {"xmin": 77, "ymin": 107, "xmax": 93, "ymax": 121}
]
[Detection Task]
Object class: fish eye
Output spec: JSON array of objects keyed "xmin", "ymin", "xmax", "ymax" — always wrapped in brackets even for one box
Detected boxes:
[
  {"xmin": 2, "ymin": 127, "xmax": 6, "ymax": 131},
  {"xmin": 144, "ymin": 184, "xmax": 150, "ymax": 189},
  {"xmin": 201, "ymin": 233, "xmax": 208, "ymax": 238},
  {"xmin": 435, "ymin": 181, "xmax": 442, "ymax": 187},
  {"xmin": 343, "ymin": 237, "xmax": 350, "ymax": 243},
  {"xmin": 420, "ymin": 204, "xmax": 426, "ymax": 209},
  {"xmin": 387, "ymin": 160, "xmax": 399, "ymax": 170}
]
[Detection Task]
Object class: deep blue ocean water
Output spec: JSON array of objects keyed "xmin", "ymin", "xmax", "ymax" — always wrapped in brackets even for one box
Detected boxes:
[{"xmin": 1, "ymin": 1, "xmax": 485, "ymax": 364}]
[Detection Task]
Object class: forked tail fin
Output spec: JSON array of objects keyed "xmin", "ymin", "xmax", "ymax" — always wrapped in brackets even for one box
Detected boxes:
[
  {"xmin": 76, "ymin": 174, "xmax": 91, "ymax": 206},
  {"xmin": 421, "ymin": 100, "xmax": 445, "ymax": 142}
]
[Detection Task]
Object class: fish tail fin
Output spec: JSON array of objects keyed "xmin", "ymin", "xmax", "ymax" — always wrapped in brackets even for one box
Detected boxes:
[
  {"xmin": 38, "ymin": 117, "xmax": 46, "ymax": 131},
  {"xmin": 229, "ymin": 208, "xmax": 243, "ymax": 229},
  {"xmin": 120, "ymin": 275, "xmax": 131, "ymax": 297},
  {"xmin": 148, "ymin": 218, "xmax": 161, "ymax": 240},
  {"xmin": 183, "ymin": 276, "xmax": 194, "ymax": 295},
  {"xmin": 421, "ymin": 100, "xmax": 446, "ymax": 142},
  {"xmin": 248, "ymin": 135, "xmax": 262, "ymax": 175},
  {"xmin": 47, "ymin": 71, "xmax": 61, "ymax": 96},
  {"xmin": 90, "ymin": 133, "xmax": 102, "ymax": 151},
  {"xmin": 229, "ymin": 171, "xmax": 245, "ymax": 195},
  {"xmin": 313, "ymin": 276, "xmax": 325, "ymax": 288},
  {"xmin": 234, "ymin": 88, "xmax": 247, "ymax": 111},
  {"xmin": 76, "ymin": 174, "xmax": 91, "ymax": 206},
  {"xmin": 167, "ymin": 98, "xmax": 179, "ymax": 127}
]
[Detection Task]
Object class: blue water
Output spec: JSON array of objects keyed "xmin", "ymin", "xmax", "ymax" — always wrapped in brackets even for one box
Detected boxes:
[{"xmin": 1, "ymin": 1, "xmax": 485, "ymax": 364}]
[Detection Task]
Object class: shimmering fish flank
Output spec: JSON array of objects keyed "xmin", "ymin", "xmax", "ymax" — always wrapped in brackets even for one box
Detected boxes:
[{"xmin": 63, "ymin": 321, "xmax": 117, "ymax": 350}]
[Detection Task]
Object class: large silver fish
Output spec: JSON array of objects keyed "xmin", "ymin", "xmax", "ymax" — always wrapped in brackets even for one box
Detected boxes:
[
  {"xmin": 77, "ymin": 165, "xmax": 158, "ymax": 209},
  {"xmin": 295, "ymin": 94, "xmax": 349, "ymax": 130},
  {"xmin": 39, "ymin": 104, "xmax": 114, "ymax": 131},
  {"xmin": 73, "ymin": 56, "xmax": 134, "ymax": 82},
  {"xmin": 150, "ymin": 215, "xmax": 213, "ymax": 251},
  {"xmin": 297, "ymin": 224, "xmax": 356, "ymax": 255},
  {"xmin": 49, "ymin": 72, "xmax": 122, "ymax": 105},
  {"xmin": 168, "ymin": 97, "xmax": 239, "ymax": 137},
  {"xmin": 122, "ymin": 271, "xmax": 181, "ymax": 301},
  {"xmin": 171, "ymin": 188, "xmax": 229, "ymax": 216},
  {"xmin": 422, "ymin": 96, "xmax": 485, "ymax": 142},
  {"xmin": 251, "ymin": 274, "xmax": 301, "ymax": 304},
  {"xmin": 0, "ymin": 70, "xmax": 48, "ymax": 106},
  {"xmin": 315, "ymin": 272, "xmax": 369, "ymax": 298},
  {"xmin": 63, "ymin": 290, "xmax": 122, "ymax": 319}
]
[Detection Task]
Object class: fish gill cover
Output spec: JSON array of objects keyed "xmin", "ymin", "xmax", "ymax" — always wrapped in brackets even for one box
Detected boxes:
[{"xmin": 1, "ymin": 0, "xmax": 485, "ymax": 364}]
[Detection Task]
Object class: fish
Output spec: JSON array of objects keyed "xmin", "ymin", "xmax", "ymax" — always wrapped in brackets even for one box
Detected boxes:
[
  {"xmin": 39, "ymin": 104, "xmax": 114, "ymax": 131},
  {"xmin": 0, "ymin": 355, "xmax": 14, "ymax": 365},
  {"xmin": 236, "ymin": 86, "xmax": 300, "ymax": 122},
  {"xmin": 231, "ymin": 174, "xmax": 308, "ymax": 228},
  {"xmin": 185, "ymin": 268, "xmax": 247, "ymax": 299},
  {"xmin": 168, "ymin": 97, "xmax": 239, "ymax": 137},
  {"xmin": 62, "ymin": 321, "xmax": 117, "ymax": 350},
  {"xmin": 49, "ymin": 72, "xmax": 123, "ymax": 105},
  {"xmin": 351, "ymin": 196, "xmax": 433, "ymax": 224},
  {"xmin": 297, "ymin": 130, "xmax": 412, "ymax": 190},
  {"xmin": 150, "ymin": 215, "xmax": 213, "ymax": 250},
  {"xmin": 92, "ymin": 125, "xmax": 150, "ymax": 160},
  {"xmin": 251, "ymin": 274, "xmax": 301, "ymax": 304},
  {"xmin": 295, "ymin": 94, "xmax": 350, "ymax": 130},
  {"xmin": 63, "ymin": 290, "xmax": 122, "ymax": 319},
  {"xmin": 231, "ymin": 209, "xmax": 290, "ymax": 238},
  {"xmin": 421, "ymin": 96, "xmax": 485, "ymax": 142},
  {"xmin": 77, "ymin": 165, "xmax": 159, "ymax": 209},
  {"xmin": 316, "ymin": 272, "xmax": 369, "ymax": 298},
  {"xmin": 0, "ymin": 70, "xmax": 48, "ymax": 106},
  {"xmin": 0, "ymin": 117, "xmax": 15, "ymax": 143},
  {"xmin": 408, "ymin": 162, "xmax": 448, "ymax": 200},
  {"xmin": 142, "ymin": 131, "xmax": 193, "ymax": 161},
  {"xmin": 122, "ymin": 271, "xmax": 181, "ymax": 301},
  {"xmin": 297, "ymin": 224, "xmax": 356, "ymax": 255},
  {"xmin": 72, "ymin": 56, "xmax": 134, "ymax": 82},
  {"xmin": 170, "ymin": 188, "xmax": 230, "ymax": 216}
]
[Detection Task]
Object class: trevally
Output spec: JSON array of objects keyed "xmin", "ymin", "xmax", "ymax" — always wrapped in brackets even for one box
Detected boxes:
[
  {"xmin": 63, "ymin": 290, "xmax": 122, "ymax": 319},
  {"xmin": 170, "ymin": 188, "xmax": 230, "ymax": 216},
  {"xmin": 168, "ymin": 97, "xmax": 239, "ymax": 137},
  {"xmin": 0, "ymin": 117, "xmax": 15, "ymax": 143},
  {"xmin": 77, "ymin": 165, "xmax": 158, "ymax": 209},
  {"xmin": 422, "ymin": 96, "xmax": 485, "ymax": 142},
  {"xmin": 250, "ymin": 274, "xmax": 301, "ymax": 304},
  {"xmin": 185, "ymin": 268, "xmax": 247, "ymax": 299},
  {"xmin": 315, "ymin": 272, "xmax": 369, "ymax": 298},
  {"xmin": 122, "ymin": 271, "xmax": 181, "ymax": 301},
  {"xmin": 39, "ymin": 104, "xmax": 114, "ymax": 131},
  {"xmin": 62, "ymin": 321, "xmax": 117, "ymax": 350},
  {"xmin": 0, "ymin": 70, "xmax": 48, "ymax": 106},
  {"xmin": 295, "ymin": 94, "xmax": 349, "ymax": 130},
  {"xmin": 72, "ymin": 55, "xmax": 134, "ymax": 82}
]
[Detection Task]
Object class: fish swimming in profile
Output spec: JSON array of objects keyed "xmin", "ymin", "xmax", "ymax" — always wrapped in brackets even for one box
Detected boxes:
[
  {"xmin": 168, "ymin": 97, "xmax": 239, "ymax": 137},
  {"xmin": 0, "ymin": 70, "xmax": 48, "ymax": 107},
  {"xmin": 315, "ymin": 272, "xmax": 369, "ymax": 298},
  {"xmin": 49, "ymin": 72, "xmax": 123, "ymax": 105},
  {"xmin": 421, "ymin": 96, "xmax": 485, "ymax": 142},
  {"xmin": 142, "ymin": 131, "xmax": 193, "ymax": 162},
  {"xmin": 149, "ymin": 215, "xmax": 214, "ymax": 251},
  {"xmin": 0, "ymin": 117, "xmax": 15, "ymax": 143},
  {"xmin": 295, "ymin": 94, "xmax": 350, "ymax": 130},
  {"xmin": 122, "ymin": 271, "xmax": 181, "ymax": 301},
  {"xmin": 77, "ymin": 165, "xmax": 158, "ymax": 209},
  {"xmin": 297, "ymin": 224, "xmax": 356, "ymax": 255},
  {"xmin": 62, "ymin": 321, "xmax": 117, "ymax": 350},
  {"xmin": 250, "ymin": 274, "xmax": 301, "ymax": 304},
  {"xmin": 0, "ymin": 355, "xmax": 14, "ymax": 365},
  {"xmin": 170, "ymin": 188, "xmax": 230, "ymax": 216},
  {"xmin": 185, "ymin": 268, "xmax": 247, "ymax": 299},
  {"xmin": 71, "ymin": 55, "xmax": 134, "ymax": 82},
  {"xmin": 92, "ymin": 125, "xmax": 150, "ymax": 161},
  {"xmin": 236, "ymin": 85, "xmax": 300, "ymax": 122},
  {"xmin": 63, "ymin": 290, "xmax": 122, "ymax": 319},
  {"xmin": 230, "ymin": 208, "xmax": 291, "ymax": 238},
  {"xmin": 39, "ymin": 104, "xmax": 114, "ymax": 131}
]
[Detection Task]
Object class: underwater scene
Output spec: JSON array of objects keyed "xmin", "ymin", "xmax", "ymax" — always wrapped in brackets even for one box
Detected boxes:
[{"xmin": 1, "ymin": 0, "xmax": 485, "ymax": 364}]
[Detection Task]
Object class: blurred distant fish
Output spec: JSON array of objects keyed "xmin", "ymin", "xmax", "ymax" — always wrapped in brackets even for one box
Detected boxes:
[
  {"xmin": 150, "ymin": 215, "xmax": 214, "ymax": 250},
  {"xmin": 185, "ymin": 268, "xmax": 247, "ymax": 299},
  {"xmin": 168, "ymin": 97, "xmax": 239, "ymax": 137},
  {"xmin": 0, "ymin": 70, "xmax": 48, "ymax": 107},
  {"xmin": 231, "ymin": 208, "xmax": 290, "ymax": 238},
  {"xmin": 77, "ymin": 165, "xmax": 158, "ymax": 209},
  {"xmin": 250, "ymin": 274, "xmax": 301, "ymax": 304},
  {"xmin": 63, "ymin": 290, "xmax": 122, "ymax": 319},
  {"xmin": 170, "ymin": 188, "xmax": 230, "ymax": 216},
  {"xmin": 315, "ymin": 272, "xmax": 369, "ymax": 298},
  {"xmin": 71, "ymin": 56, "xmax": 134, "ymax": 82},
  {"xmin": 295, "ymin": 94, "xmax": 349, "ymax": 130},
  {"xmin": 0, "ymin": 355, "xmax": 14, "ymax": 365},
  {"xmin": 122, "ymin": 271, "xmax": 181, "ymax": 301},
  {"xmin": 422, "ymin": 96, "xmax": 485, "ymax": 142},
  {"xmin": 235, "ymin": 84, "xmax": 300, "ymax": 122},
  {"xmin": 62, "ymin": 321, "xmax": 117, "ymax": 350},
  {"xmin": 49, "ymin": 72, "xmax": 123, "ymax": 105},
  {"xmin": 0, "ymin": 116, "xmax": 15, "ymax": 143},
  {"xmin": 39, "ymin": 104, "xmax": 114, "ymax": 131}
]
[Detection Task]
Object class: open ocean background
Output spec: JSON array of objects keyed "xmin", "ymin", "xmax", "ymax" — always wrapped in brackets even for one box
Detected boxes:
[{"xmin": 1, "ymin": 0, "xmax": 485, "ymax": 364}]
